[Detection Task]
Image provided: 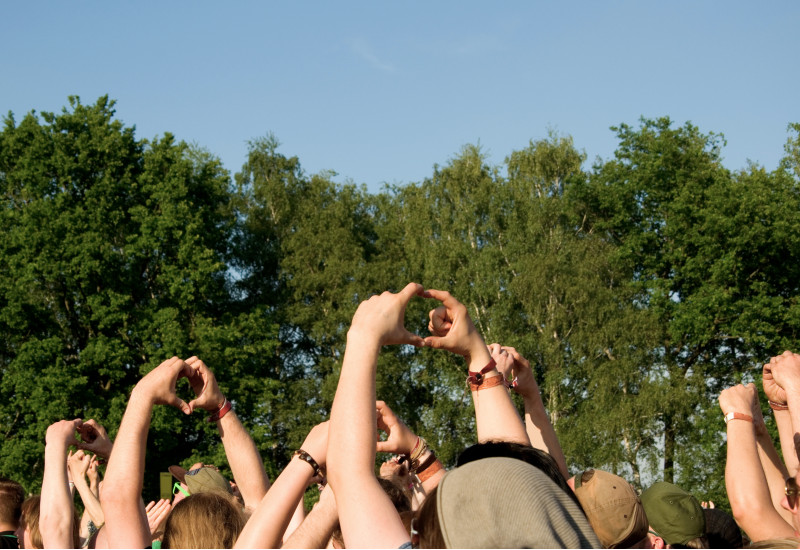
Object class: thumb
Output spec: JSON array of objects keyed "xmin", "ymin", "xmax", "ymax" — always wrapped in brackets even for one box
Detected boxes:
[
  {"xmin": 376, "ymin": 440, "xmax": 394, "ymax": 453},
  {"xmin": 402, "ymin": 329, "xmax": 426, "ymax": 348},
  {"xmin": 170, "ymin": 396, "xmax": 192, "ymax": 415},
  {"xmin": 423, "ymin": 336, "xmax": 449, "ymax": 350}
]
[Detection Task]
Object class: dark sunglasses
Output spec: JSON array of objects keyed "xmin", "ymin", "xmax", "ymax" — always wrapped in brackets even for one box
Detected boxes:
[{"xmin": 786, "ymin": 477, "xmax": 799, "ymax": 509}]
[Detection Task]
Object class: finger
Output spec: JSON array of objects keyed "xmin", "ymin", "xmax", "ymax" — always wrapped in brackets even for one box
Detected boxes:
[
  {"xmin": 402, "ymin": 330, "xmax": 426, "ymax": 347},
  {"xmin": 422, "ymin": 288, "xmax": 460, "ymax": 308},
  {"xmin": 145, "ymin": 501, "xmax": 155, "ymax": 513},
  {"xmin": 397, "ymin": 282, "xmax": 424, "ymax": 304},
  {"xmin": 170, "ymin": 396, "xmax": 192, "ymax": 415},
  {"xmin": 423, "ymin": 336, "xmax": 450, "ymax": 350}
]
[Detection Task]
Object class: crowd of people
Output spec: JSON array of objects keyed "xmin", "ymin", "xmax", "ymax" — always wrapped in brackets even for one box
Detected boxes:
[{"xmin": 2, "ymin": 283, "xmax": 800, "ymax": 548}]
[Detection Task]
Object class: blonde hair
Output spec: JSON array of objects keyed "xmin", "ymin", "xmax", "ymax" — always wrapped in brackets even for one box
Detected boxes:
[
  {"xmin": 162, "ymin": 492, "xmax": 245, "ymax": 548},
  {"xmin": 20, "ymin": 496, "xmax": 43, "ymax": 549}
]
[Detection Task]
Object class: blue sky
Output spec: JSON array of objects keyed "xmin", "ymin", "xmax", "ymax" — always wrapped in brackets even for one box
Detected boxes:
[{"xmin": 2, "ymin": 1, "xmax": 798, "ymax": 193}]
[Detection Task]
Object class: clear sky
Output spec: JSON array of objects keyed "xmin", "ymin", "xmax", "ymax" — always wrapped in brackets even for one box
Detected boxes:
[{"xmin": 2, "ymin": 1, "xmax": 798, "ymax": 193}]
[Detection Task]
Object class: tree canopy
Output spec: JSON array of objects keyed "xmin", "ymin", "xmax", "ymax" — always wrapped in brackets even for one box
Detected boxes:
[{"xmin": 2, "ymin": 97, "xmax": 799, "ymax": 508}]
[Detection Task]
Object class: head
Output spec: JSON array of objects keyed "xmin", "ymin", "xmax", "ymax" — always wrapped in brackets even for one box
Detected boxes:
[
  {"xmin": 456, "ymin": 441, "xmax": 583, "ymax": 512},
  {"xmin": 415, "ymin": 457, "xmax": 601, "ymax": 548},
  {"xmin": 702, "ymin": 507, "xmax": 742, "ymax": 548},
  {"xmin": 641, "ymin": 482, "xmax": 707, "ymax": 549},
  {"xmin": 162, "ymin": 492, "xmax": 245, "ymax": 548},
  {"xmin": 570, "ymin": 469, "xmax": 649, "ymax": 548},
  {"xmin": 0, "ymin": 477, "xmax": 25, "ymax": 530},
  {"xmin": 16, "ymin": 496, "xmax": 41, "ymax": 549}
]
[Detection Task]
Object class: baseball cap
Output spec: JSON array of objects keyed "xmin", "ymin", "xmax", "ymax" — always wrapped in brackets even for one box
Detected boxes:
[
  {"xmin": 169, "ymin": 464, "xmax": 232, "ymax": 495},
  {"xmin": 573, "ymin": 469, "xmax": 649, "ymax": 548},
  {"xmin": 641, "ymin": 482, "xmax": 705, "ymax": 546}
]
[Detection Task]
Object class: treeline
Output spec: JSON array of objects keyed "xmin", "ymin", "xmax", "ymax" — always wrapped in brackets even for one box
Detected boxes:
[{"xmin": 2, "ymin": 96, "xmax": 799, "ymax": 505}]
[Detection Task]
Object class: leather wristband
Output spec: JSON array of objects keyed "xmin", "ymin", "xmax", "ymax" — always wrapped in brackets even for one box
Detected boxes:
[
  {"xmin": 467, "ymin": 358, "xmax": 497, "ymax": 386},
  {"xmin": 293, "ymin": 449, "xmax": 323, "ymax": 478},
  {"xmin": 770, "ymin": 400, "xmax": 789, "ymax": 411},
  {"xmin": 208, "ymin": 397, "xmax": 232, "ymax": 422},
  {"xmin": 416, "ymin": 457, "xmax": 444, "ymax": 483},
  {"xmin": 724, "ymin": 411, "xmax": 753, "ymax": 424},
  {"xmin": 469, "ymin": 373, "xmax": 505, "ymax": 392}
]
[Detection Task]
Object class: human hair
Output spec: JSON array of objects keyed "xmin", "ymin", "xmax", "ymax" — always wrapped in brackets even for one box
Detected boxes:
[
  {"xmin": 0, "ymin": 477, "xmax": 25, "ymax": 527},
  {"xmin": 162, "ymin": 491, "xmax": 245, "ymax": 548},
  {"xmin": 746, "ymin": 537, "xmax": 800, "ymax": 549},
  {"xmin": 456, "ymin": 441, "xmax": 584, "ymax": 513},
  {"xmin": 672, "ymin": 536, "xmax": 710, "ymax": 549},
  {"xmin": 19, "ymin": 495, "xmax": 42, "ymax": 549},
  {"xmin": 415, "ymin": 485, "xmax": 445, "ymax": 549}
]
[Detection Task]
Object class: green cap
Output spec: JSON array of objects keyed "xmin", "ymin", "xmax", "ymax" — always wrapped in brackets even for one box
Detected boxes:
[{"xmin": 641, "ymin": 482, "xmax": 705, "ymax": 546}]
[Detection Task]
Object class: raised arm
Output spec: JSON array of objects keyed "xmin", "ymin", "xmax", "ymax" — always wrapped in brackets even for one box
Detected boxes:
[
  {"xmin": 376, "ymin": 400, "xmax": 445, "ymax": 500},
  {"xmin": 764, "ymin": 352, "xmax": 800, "ymax": 476},
  {"xmin": 720, "ymin": 383, "xmax": 795, "ymax": 541},
  {"xmin": 40, "ymin": 419, "xmax": 81, "ymax": 548},
  {"xmin": 185, "ymin": 356, "xmax": 270, "ymax": 510},
  {"xmin": 490, "ymin": 344, "xmax": 568, "ymax": 478},
  {"xmin": 234, "ymin": 421, "xmax": 328, "ymax": 549},
  {"xmin": 328, "ymin": 284, "xmax": 425, "ymax": 549},
  {"xmin": 67, "ymin": 451, "xmax": 105, "ymax": 534},
  {"xmin": 101, "ymin": 356, "xmax": 193, "ymax": 549},
  {"xmin": 281, "ymin": 485, "xmax": 339, "ymax": 549},
  {"xmin": 423, "ymin": 290, "xmax": 529, "ymax": 446},
  {"xmin": 76, "ymin": 419, "xmax": 114, "ymax": 461}
]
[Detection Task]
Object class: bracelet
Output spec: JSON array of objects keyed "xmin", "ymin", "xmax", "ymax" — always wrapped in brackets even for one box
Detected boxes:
[
  {"xmin": 469, "ymin": 373, "xmax": 505, "ymax": 392},
  {"xmin": 413, "ymin": 452, "xmax": 437, "ymax": 474},
  {"xmin": 770, "ymin": 400, "xmax": 789, "ymax": 411},
  {"xmin": 416, "ymin": 457, "xmax": 444, "ymax": 483},
  {"xmin": 724, "ymin": 411, "xmax": 754, "ymax": 424},
  {"xmin": 466, "ymin": 358, "xmax": 497, "ymax": 386},
  {"xmin": 208, "ymin": 397, "xmax": 232, "ymax": 422},
  {"xmin": 293, "ymin": 449, "xmax": 323, "ymax": 478},
  {"xmin": 409, "ymin": 438, "xmax": 430, "ymax": 470}
]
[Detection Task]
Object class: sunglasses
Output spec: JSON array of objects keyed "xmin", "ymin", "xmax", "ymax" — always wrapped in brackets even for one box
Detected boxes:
[
  {"xmin": 173, "ymin": 482, "xmax": 190, "ymax": 497},
  {"xmin": 786, "ymin": 477, "xmax": 799, "ymax": 509}
]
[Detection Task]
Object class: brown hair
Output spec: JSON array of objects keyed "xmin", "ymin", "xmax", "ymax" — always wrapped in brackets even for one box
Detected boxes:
[
  {"xmin": 162, "ymin": 492, "xmax": 245, "ymax": 548},
  {"xmin": 0, "ymin": 477, "xmax": 25, "ymax": 527},
  {"xmin": 672, "ymin": 536, "xmax": 710, "ymax": 549},
  {"xmin": 19, "ymin": 496, "xmax": 42, "ymax": 549},
  {"xmin": 415, "ymin": 485, "xmax": 445, "ymax": 549}
]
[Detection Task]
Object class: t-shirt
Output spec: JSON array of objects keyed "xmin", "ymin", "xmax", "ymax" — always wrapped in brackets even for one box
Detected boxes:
[{"xmin": 0, "ymin": 532, "xmax": 19, "ymax": 549}]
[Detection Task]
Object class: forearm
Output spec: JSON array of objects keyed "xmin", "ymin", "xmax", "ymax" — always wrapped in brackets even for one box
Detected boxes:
[
  {"xmin": 74, "ymin": 476, "xmax": 105, "ymax": 528},
  {"xmin": 726, "ymin": 420, "xmax": 794, "ymax": 541},
  {"xmin": 234, "ymin": 459, "xmax": 315, "ymax": 549},
  {"xmin": 282, "ymin": 489, "xmax": 338, "ymax": 549},
  {"xmin": 523, "ymin": 394, "xmax": 568, "ymax": 478},
  {"xmin": 773, "ymin": 408, "xmax": 799, "ymax": 477},
  {"xmin": 218, "ymin": 410, "xmax": 270, "ymax": 509},
  {"xmin": 755, "ymin": 429, "xmax": 794, "ymax": 525},
  {"xmin": 40, "ymin": 444, "xmax": 74, "ymax": 548},
  {"xmin": 101, "ymin": 389, "xmax": 152, "ymax": 548},
  {"xmin": 327, "ymin": 331, "xmax": 408, "ymax": 548},
  {"xmin": 470, "ymin": 346, "xmax": 529, "ymax": 445}
]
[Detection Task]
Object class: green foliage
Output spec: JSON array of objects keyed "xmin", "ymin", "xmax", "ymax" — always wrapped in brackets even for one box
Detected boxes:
[{"xmin": 2, "ymin": 96, "xmax": 800, "ymax": 513}]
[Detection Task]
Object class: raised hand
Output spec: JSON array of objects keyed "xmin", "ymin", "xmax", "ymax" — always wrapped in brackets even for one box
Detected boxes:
[
  {"xmin": 764, "ymin": 351, "xmax": 800, "ymax": 402},
  {"xmin": 349, "ymin": 283, "xmax": 426, "ymax": 347},
  {"xmin": 375, "ymin": 401, "xmax": 417, "ymax": 455},
  {"xmin": 145, "ymin": 499, "xmax": 172, "ymax": 541},
  {"xmin": 67, "ymin": 449, "xmax": 91, "ymax": 482},
  {"xmin": 422, "ymin": 289, "xmax": 485, "ymax": 360},
  {"xmin": 488, "ymin": 344, "xmax": 540, "ymax": 400},
  {"xmin": 77, "ymin": 419, "xmax": 113, "ymax": 459},
  {"xmin": 719, "ymin": 383, "xmax": 759, "ymax": 418},
  {"xmin": 46, "ymin": 418, "xmax": 82, "ymax": 447},
  {"xmin": 184, "ymin": 356, "xmax": 226, "ymax": 412},
  {"xmin": 134, "ymin": 356, "xmax": 193, "ymax": 414}
]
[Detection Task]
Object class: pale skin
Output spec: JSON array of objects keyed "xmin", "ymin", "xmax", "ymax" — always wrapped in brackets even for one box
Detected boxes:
[
  {"xmin": 281, "ymin": 485, "xmax": 339, "ymax": 549},
  {"xmin": 768, "ymin": 351, "xmax": 800, "ymax": 535},
  {"xmin": 100, "ymin": 356, "xmax": 193, "ymax": 549},
  {"xmin": 720, "ymin": 383, "xmax": 795, "ymax": 541},
  {"xmin": 376, "ymin": 400, "xmax": 445, "ymax": 503},
  {"xmin": 234, "ymin": 421, "xmax": 329, "ymax": 549},
  {"xmin": 489, "ymin": 343, "xmax": 568, "ymax": 478},
  {"xmin": 67, "ymin": 450, "xmax": 104, "ymax": 541},
  {"xmin": 41, "ymin": 419, "xmax": 81, "ymax": 549},
  {"xmin": 327, "ymin": 283, "xmax": 426, "ymax": 549},
  {"xmin": 424, "ymin": 289, "xmax": 530, "ymax": 446},
  {"xmin": 184, "ymin": 356, "xmax": 270, "ymax": 510}
]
